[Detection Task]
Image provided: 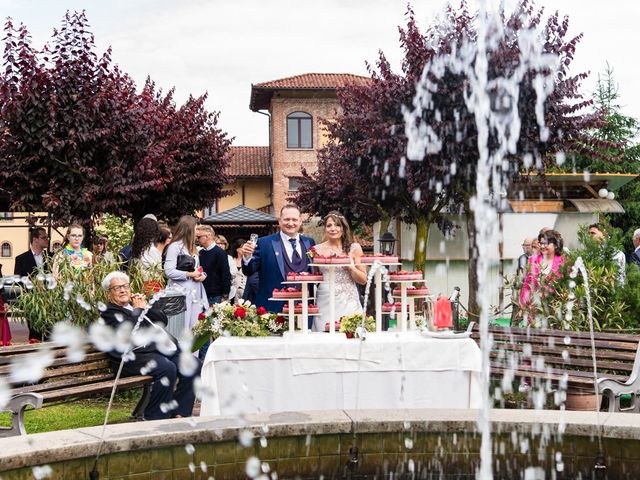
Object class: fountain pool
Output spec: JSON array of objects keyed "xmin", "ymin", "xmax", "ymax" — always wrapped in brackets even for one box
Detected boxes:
[{"xmin": 1, "ymin": 409, "xmax": 639, "ymax": 479}]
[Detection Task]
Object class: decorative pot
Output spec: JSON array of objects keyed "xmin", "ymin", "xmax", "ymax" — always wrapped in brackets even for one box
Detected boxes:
[{"xmin": 566, "ymin": 392, "xmax": 600, "ymax": 411}]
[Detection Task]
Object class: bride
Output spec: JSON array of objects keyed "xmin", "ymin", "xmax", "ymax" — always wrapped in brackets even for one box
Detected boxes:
[{"xmin": 313, "ymin": 211, "xmax": 368, "ymax": 332}]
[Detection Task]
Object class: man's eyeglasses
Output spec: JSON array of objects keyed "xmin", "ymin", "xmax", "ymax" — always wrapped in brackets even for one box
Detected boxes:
[{"xmin": 109, "ymin": 283, "xmax": 131, "ymax": 293}]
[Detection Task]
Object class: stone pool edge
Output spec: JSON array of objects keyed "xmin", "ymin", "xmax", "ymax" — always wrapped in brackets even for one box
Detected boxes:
[{"xmin": 1, "ymin": 408, "xmax": 640, "ymax": 472}]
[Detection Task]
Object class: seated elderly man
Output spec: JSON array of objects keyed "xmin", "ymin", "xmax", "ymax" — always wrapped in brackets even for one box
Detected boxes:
[{"xmin": 100, "ymin": 271, "xmax": 201, "ymax": 420}]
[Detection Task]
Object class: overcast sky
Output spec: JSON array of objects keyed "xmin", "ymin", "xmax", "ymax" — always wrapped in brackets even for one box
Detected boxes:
[{"xmin": 1, "ymin": 0, "xmax": 638, "ymax": 146}]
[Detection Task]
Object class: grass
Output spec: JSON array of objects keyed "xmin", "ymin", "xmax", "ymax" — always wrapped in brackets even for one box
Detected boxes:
[{"xmin": 0, "ymin": 391, "xmax": 140, "ymax": 434}]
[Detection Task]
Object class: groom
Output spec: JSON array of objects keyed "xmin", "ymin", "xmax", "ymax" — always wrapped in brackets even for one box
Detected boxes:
[{"xmin": 241, "ymin": 203, "xmax": 315, "ymax": 313}]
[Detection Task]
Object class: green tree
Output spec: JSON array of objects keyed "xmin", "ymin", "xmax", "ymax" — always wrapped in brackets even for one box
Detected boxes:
[
  {"xmin": 94, "ymin": 214, "xmax": 133, "ymax": 255},
  {"xmin": 592, "ymin": 67, "xmax": 640, "ymax": 250}
]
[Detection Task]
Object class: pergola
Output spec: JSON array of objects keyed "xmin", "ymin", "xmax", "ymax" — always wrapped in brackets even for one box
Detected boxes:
[{"xmin": 201, "ymin": 205, "xmax": 278, "ymax": 246}]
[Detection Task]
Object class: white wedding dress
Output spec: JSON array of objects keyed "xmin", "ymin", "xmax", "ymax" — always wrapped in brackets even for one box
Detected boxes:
[{"xmin": 313, "ymin": 263, "xmax": 363, "ymax": 332}]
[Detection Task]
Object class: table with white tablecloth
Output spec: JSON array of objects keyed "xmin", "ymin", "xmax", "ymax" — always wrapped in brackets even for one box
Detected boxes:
[{"xmin": 199, "ymin": 331, "xmax": 482, "ymax": 416}]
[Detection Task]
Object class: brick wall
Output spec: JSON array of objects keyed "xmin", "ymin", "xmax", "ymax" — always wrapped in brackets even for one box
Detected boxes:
[{"xmin": 270, "ymin": 93, "xmax": 340, "ymax": 214}]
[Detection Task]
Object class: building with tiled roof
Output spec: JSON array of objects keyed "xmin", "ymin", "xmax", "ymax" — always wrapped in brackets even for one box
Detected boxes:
[
  {"xmin": 250, "ymin": 73, "xmax": 372, "ymax": 111},
  {"xmin": 248, "ymin": 73, "xmax": 371, "ymax": 214},
  {"xmin": 213, "ymin": 72, "xmax": 373, "ymax": 242}
]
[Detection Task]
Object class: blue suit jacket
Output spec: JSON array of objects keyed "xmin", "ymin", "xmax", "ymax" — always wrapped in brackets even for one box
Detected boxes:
[{"xmin": 242, "ymin": 233, "xmax": 315, "ymax": 312}]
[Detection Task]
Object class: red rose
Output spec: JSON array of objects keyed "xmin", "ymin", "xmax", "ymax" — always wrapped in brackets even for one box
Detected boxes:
[
  {"xmin": 257, "ymin": 306, "xmax": 267, "ymax": 315},
  {"xmin": 310, "ymin": 246, "xmax": 316, "ymax": 253},
  {"xmin": 234, "ymin": 307, "xmax": 247, "ymax": 318},
  {"xmin": 276, "ymin": 316, "xmax": 285, "ymax": 325},
  {"xmin": 198, "ymin": 312, "xmax": 206, "ymax": 320}
]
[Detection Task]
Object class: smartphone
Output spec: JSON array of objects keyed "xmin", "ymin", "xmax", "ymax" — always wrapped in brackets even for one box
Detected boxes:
[{"xmin": 250, "ymin": 233, "xmax": 259, "ymax": 244}]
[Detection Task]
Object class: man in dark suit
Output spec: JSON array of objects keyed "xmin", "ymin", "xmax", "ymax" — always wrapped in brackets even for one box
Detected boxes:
[
  {"xmin": 99, "ymin": 271, "xmax": 200, "ymax": 420},
  {"xmin": 14, "ymin": 227, "xmax": 49, "ymax": 340},
  {"xmin": 196, "ymin": 225, "xmax": 231, "ymax": 305},
  {"xmin": 629, "ymin": 228, "xmax": 640, "ymax": 271},
  {"xmin": 240, "ymin": 204, "xmax": 315, "ymax": 312}
]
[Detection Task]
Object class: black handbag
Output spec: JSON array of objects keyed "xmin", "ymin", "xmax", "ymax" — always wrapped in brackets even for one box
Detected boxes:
[
  {"xmin": 155, "ymin": 294, "xmax": 187, "ymax": 316},
  {"xmin": 176, "ymin": 253, "xmax": 196, "ymax": 272}
]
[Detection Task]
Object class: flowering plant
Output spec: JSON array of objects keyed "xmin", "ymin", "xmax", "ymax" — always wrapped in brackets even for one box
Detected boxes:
[
  {"xmin": 339, "ymin": 313, "xmax": 375, "ymax": 338},
  {"xmin": 191, "ymin": 300, "xmax": 287, "ymax": 351}
]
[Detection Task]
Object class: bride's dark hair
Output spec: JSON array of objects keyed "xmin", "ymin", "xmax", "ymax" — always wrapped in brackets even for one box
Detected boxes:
[{"xmin": 323, "ymin": 211, "xmax": 354, "ymax": 254}]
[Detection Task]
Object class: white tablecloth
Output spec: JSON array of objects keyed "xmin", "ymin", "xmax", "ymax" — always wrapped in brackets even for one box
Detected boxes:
[{"xmin": 199, "ymin": 331, "xmax": 482, "ymax": 416}]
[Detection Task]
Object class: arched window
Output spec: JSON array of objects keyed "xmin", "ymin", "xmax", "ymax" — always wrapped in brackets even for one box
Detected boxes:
[
  {"xmin": 1, "ymin": 241, "xmax": 11, "ymax": 257},
  {"xmin": 287, "ymin": 111, "xmax": 312, "ymax": 149}
]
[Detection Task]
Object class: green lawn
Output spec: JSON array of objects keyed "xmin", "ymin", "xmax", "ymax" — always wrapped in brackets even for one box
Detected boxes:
[{"xmin": 0, "ymin": 393, "xmax": 139, "ymax": 434}]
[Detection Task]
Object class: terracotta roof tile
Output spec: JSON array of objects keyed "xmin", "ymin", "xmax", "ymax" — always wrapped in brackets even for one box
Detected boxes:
[
  {"xmin": 254, "ymin": 73, "xmax": 372, "ymax": 90},
  {"xmin": 227, "ymin": 146, "xmax": 270, "ymax": 177},
  {"xmin": 250, "ymin": 73, "xmax": 372, "ymax": 111}
]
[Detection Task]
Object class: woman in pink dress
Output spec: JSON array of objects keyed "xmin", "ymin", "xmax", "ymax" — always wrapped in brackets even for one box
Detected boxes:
[{"xmin": 520, "ymin": 229, "xmax": 565, "ymax": 325}]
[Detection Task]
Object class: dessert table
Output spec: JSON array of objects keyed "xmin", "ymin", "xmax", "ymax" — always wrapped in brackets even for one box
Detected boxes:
[{"xmin": 199, "ymin": 331, "xmax": 482, "ymax": 416}]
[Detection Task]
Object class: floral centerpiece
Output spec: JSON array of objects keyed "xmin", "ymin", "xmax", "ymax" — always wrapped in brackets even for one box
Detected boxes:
[
  {"xmin": 339, "ymin": 313, "xmax": 375, "ymax": 338},
  {"xmin": 191, "ymin": 300, "xmax": 287, "ymax": 351}
]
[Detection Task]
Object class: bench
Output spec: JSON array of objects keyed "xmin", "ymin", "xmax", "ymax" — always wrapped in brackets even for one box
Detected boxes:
[
  {"xmin": 0, "ymin": 342, "xmax": 153, "ymax": 437},
  {"xmin": 469, "ymin": 323, "xmax": 640, "ymax": 412}
]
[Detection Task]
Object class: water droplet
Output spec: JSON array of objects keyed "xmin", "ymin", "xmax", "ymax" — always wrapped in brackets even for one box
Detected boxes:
[
  {"xmin": 239, "ymin": 430, "xmax": 254, "ymax": 447},
  {"xmin": 245, "ymin": 457, "xmax": 261, "ymax": 478},
  {"xmin": 32, "ymin": 465, "xmax": 53, "ymax": 479}
]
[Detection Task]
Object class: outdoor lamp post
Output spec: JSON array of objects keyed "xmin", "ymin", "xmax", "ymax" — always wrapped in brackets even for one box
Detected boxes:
[{"xmin": 379, "ymin": 231, "xmax": 396, "ymax": 256}]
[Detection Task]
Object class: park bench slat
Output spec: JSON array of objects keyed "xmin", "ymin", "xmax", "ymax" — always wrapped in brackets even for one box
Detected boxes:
[
  {"xmin": 4, "ymin": 359, "xmax": 112, "ymax": 385},
  {"xmin": 473, "ymin": 332, "xmax": 639, "ymax": 352},
  {"xmin": 490, "ymin": 351, "xmax": 636, "ymax": 372},
  {"xmin": 489, "ymin": 364, "xmax": 628, "ymax": 385},
  {"xmin": 488, "ymin": 343, "xmax": 638, "ymax": 362},
  {"xmin": 0, "ymin": 351, "xmax": 109, "ymax": 376},
  {"xmin": 0, "ymin": 343, "xmax": 65, "ymax": 356},
  {"xmin": 39, "ymin": 375, "xmax": 152, "ymax": 403},
  {"xmin": 484, "ymin": 325, "xmax": 640, "ymax": 343},
  {"xmin": 11, "ymin": 373, "xmax": 116, "ymax": 395}
]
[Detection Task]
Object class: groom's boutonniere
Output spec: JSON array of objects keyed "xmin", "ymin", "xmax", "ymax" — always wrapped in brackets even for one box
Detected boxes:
[{"xmin": 306, "ymin": 246, "xmax": 316, "ymax": 259}]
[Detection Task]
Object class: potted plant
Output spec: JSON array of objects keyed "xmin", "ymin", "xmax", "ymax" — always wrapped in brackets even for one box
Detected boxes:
[{"xmin": 339, "ymin": 313, "xmax": 375, "ymax": 338}]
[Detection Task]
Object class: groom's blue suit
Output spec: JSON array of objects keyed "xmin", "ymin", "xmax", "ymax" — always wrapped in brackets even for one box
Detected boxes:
[{"xmin": 242, "ymin": 233, "xmax": 315, "ymax": 313}]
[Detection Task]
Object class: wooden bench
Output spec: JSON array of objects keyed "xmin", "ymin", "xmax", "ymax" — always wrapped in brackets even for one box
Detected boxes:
[
  {"xmin": 0, "ymin": 342, "xmax": 153, "ymax": 436},
  {"xmin": 469, "ymin": 323, "xmax": 640, "ymax": 411}
]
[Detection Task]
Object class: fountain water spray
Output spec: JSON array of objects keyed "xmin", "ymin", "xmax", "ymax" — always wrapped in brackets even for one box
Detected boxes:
[
  {"xmin": 570, "ymin": 256, "xmax": 607, "ymax": 476},
  {"xmin": 404, "ymin": 1, "xmax": 560, "ymax": 477}
]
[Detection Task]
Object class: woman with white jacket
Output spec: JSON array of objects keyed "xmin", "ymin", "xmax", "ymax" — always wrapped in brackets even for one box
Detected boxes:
[{"xmin": 163, "ymin": 215, "xmax": 207, "ymax": 333}]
